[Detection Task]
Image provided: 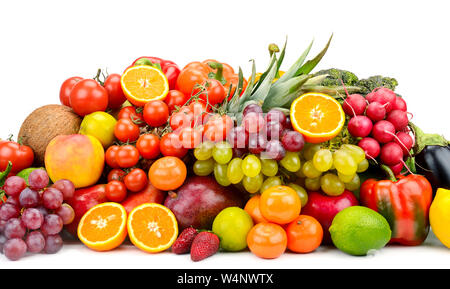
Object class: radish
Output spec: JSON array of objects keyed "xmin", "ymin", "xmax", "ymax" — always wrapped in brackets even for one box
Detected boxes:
[
  {"xmin": 386, "ymin": 109, "xmax": 409, "ymax": 131},
  {"xmin": 380, "ymin": 142, "xmax": 403, "ymax": 166},
  {"xmin": 390, "ymin": 162, "xmax": 404, "ymax": 175},
  {"xmin": 348, "ymin": 115, "xmax": 373, "ymax": 138},
  {"xmin": 342, "ymin": 94, "xmax": 367, "ymax": 116},
  {"xmin": 369, "ymin": 87, "xmax": 397, "ymax": 112},
  {"xmin": 358, "ymin": 137, "xmax": 381, "ymax": 159},
  {"xmin": 392, "ymin": 96, "xmax": 407, "ymax": 112},
  {"xmin": 366, "ymin": 102, "xmax": 386, "ymax": 122},
  {"xmin": 371, "ymin": 120, "xmax": 396, "ymax": 143},
  {"xmin": 394, "ymin": 131, "xmax": 414, "ymax": 156},
  {"xmin": 365, "ymin": 90, "xmax": 377, "ymax": 103}
]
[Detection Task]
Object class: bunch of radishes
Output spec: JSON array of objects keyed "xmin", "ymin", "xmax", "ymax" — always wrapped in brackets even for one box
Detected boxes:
[{"xmin": 343, "ymin": 87, "xmax": 414, "ymax": 174}]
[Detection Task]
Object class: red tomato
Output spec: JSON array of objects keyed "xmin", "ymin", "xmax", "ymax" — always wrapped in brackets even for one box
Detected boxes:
[
  {"xmin": 114, "ymin": 118, "xmax": 140, "ymax": 143},
  {"xmin": 159, "ymin": 133, "xmax": 188, "ymax": 158},
  {"xmin": 200, "ymin": 79, "xmax": 226, "ymax": 106},
  {"xmin": 203, "ymin": 114, "xmax": 234, "ymax": 142},
  {"xmin": 179, "ymin": 127, "xmax": 203, "ymax": 149},
  {"xmin": 124, "ymin": 168, "xmax": 148, "ymax": 192},
  {"xmin": 105, "ymin": 180, "xmax": 127, "ymax": 202},
  {"xmin": 104, "ymin": 73, "xmax": 126, "ymax": 109},
  {"xmin": 117, "ymin": 106, "xmax": 145, "ymax": 127},
  {"xmin": 188, "ymin": 101, "xmax": 210, "ymax": 127},
  {"xmin": 164, "ymin": 90, "xmax": 189, "ymax": 112},
  {"xmin": 170, "ymin": 110, "xmax": 193, "ymax": 132},
  {"xmin": 107, "ymin": 168, "xmax": 126, "ymax": 182},
  {"xmin": 115, "ymin": 145, "xmax": 140, "ymax": 168},
  {"xmin": 136, "ymin": 134, "xmax": 160, "ymax": 159},
  {"xmin": 59, "ymin": 76, "xmax": 83, "ymax": 107},
  {"xmin": 0, "ymin": 141, "xmax": 34, "ymax": 174},
  {"xmin": 143, "ymin": 100, "xmax": 169, "ymax": 127},
  {"xmin": 105, "ymin": 145, "xmax": 121, "ymax": 169},
  {"xmin": 69, "ymin": 79, "xmax": 109, "ymax": 116}
]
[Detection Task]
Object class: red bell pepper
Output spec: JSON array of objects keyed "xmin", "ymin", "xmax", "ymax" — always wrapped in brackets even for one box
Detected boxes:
[
  {"xmin": 359, "ymin": 166, "xmax": 433, "ymax": 246},
  {"xmin": 129, "ymin": 56, "xmax": 181, "ymax": 90}
]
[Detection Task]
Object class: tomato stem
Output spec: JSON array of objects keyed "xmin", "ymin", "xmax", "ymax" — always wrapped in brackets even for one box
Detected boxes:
[{"xmin": 207, "ymin": 62, "xmax": 226, "ymax": 85}]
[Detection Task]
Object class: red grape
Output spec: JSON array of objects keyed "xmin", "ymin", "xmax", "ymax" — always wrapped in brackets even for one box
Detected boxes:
[
  {"xmin": 262, "ymin": 140, "xmax": 286, "ymax": 161},
  {"xmin": 51, "ymin": 179, "xmax": 75, "ymax": 201},
  {"xmin": 42, "ymin": 187, "xmax": 64, "ymax": 210},
  {"xmin": 265, "ymin": 109, "xmax": 287, "ymax": 126},
  {"xmin": 26, "ymin": 231, "xmax": 46, "ymax": 253},
  {"xmin": 4, "ymin": 218, "xmax": 26, "ymax": 239},
  {"xmin": 266, "ymin": 121, "xmax": 284, "ymax": 140},
  {"xmin": 21, "ymin": 208, "xmax": 44, "ymax": 230},
  {"xmin": 55, "ymin": 204, "xmax": 75, "ymax": 225},
  {"xmin": 3, "ymin": 238, "xmax": 27, "ymax": 261},
  {"xmin": 28, "ymin": 169, "xmax": 49, "ymax": 190},
  {"xmin": 0, "ymin": 203, "xmax": 20, "ymax": 220},
  {"xmin": 248, "ymin": 133, "xmax": 267, "ymax": 154},
  {"xmin": 44, "ymin": 234, "xmax": 63, "ymax": 254},
  {"xmin": 41, "ymin": 214, "xmax": 63, "ymax": 236},
  {"xmin": 242, "ymin": 112, "xmax": 265, "ymax": 134},
  {"xmin": 3, "ymin": 176, "xmax": 27, "ymax": 198},
  {"xmin": 281, "ymin": 130, "xmax": 305, "ymax": 152},
  {"xmin": 243, "ymin": 103, "xmax": 263, "ymax": 116},
  {"xmin": 19, "ymin": 188, "xmax": 40, "ymax": 208}
]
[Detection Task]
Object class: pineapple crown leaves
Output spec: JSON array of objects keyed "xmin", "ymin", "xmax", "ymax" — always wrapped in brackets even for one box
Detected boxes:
[{"xmin": 226, "ymin": 34, "xmax": 334, "ymax": 116}]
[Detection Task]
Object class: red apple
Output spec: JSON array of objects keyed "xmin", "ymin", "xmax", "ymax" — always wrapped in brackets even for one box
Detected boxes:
[{"xmin": 302, "ymin": 190, "xmax": 359, "ymax": 244}]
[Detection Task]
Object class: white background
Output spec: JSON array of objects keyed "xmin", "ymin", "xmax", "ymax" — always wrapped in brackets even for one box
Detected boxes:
[{"xmin": 0, "ymin": 0, "xmax": 449, "ymax": 269}]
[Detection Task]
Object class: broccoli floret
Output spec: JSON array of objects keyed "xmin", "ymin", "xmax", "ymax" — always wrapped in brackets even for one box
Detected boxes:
[
  {"xmin": 313, "ymin": 68, "xmax": 359, "ymax": 87},
  {"xmin": 357, "ymin": 75, "xmax": 398, "ymax": 95}
]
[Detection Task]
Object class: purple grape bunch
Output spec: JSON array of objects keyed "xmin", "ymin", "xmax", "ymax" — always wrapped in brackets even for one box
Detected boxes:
[{"xmin": 0, "ymin": 169, "xmax": 75, "ymax": 261}]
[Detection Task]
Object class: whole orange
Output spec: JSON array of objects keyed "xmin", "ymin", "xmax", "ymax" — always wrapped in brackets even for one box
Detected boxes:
[
  {"xmin": 148, "ymin": 156, "xmax": 187, "ymax": 191},
  {"xmin": 286, "ymin": 215, "xmax": 323, "ymax": 253},
  {"xmin": 259, "ymin": 185, "xmax": 301, "ymax": 225},
  {"xmin": 247, "ymin": 222, "xmax": 287, "ymax": 259},
  {"xmin": 244, "ymin": 194, "xmax": 268, "ymax": 224}
]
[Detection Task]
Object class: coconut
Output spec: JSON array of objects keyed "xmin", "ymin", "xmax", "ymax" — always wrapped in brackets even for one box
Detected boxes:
[{"xmin": 18, "ymin": 104, "xmax": 82, "ymax": 166}]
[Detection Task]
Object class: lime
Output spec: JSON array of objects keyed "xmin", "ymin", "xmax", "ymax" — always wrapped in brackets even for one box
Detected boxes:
[
  {"xmin": 79, "ymin": 111, "xmax": 117, "ymax": 148},
  {"xmin": 329, "ymin": 206, "xmax": 391, "ymax": 256},
  {"xmin": 212, "ymin": 207, "xmax": 254, "ymax": 252}
]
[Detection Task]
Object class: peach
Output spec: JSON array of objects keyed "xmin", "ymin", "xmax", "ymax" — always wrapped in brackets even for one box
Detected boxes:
[{"xmin": 45, "ymin": 134, "xmax": 104, "ymax": 188}]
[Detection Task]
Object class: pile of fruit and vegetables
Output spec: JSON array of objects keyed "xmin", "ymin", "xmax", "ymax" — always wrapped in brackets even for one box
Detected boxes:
[{"xmin": 1, "ymin": 35, "xmax": 450, "ymax": 262}]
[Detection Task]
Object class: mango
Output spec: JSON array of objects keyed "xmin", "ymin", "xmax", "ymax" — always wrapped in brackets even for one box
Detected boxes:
[{"xmin": 44, "ymin": 134, "xmax": 104, "ymax": 188}]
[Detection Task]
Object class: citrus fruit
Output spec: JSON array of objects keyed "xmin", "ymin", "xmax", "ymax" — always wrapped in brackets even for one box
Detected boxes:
[
  {"xmin": 259, "ymin": 185, "xmax": 301, "ymax": 225},
  {"xmin": 120, "ymin": 65, "xmax": 169, "ymax": 106},
  {"xmin": 286, "ymin": 215, "xmax": 323, "ymax": 253},
  {"xmin": 79, "ymin": 111, "xmax": 117, "ymax": 148},
  {"xmin": 429, "ymin": 188, "xmax": 450, "ymax": 248},
  {"xmin": 212, "ymin": 207, "xmax": 254, "ymax": 252},
  {"xmin": 127, "ymin": 203, "xmax": 178, "ymax": 253},
  {"xmin": 148, "ymin": 156, "xmax": 187, "ymax": 191},
  {"xmin": 77, "ymin": 202, "xmax": 127, "ymax": 251},
  {"xmin": 329, "ymin": 206, "xmax": 391, "ymax": 256},
  {"xmin": 290, "ymin": 92, "xmax": 345, "ymax": 143},
  {"xmin": 247, "ymin": 222, "xmax": 287, "ymax": 259},
  {"xmin": 244, "ymin": 194, "xmax": 268, "ymax": 224}
]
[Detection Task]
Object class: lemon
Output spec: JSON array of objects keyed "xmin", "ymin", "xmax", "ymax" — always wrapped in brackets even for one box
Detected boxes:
[
  {"xmin": 329, "ymin": 206, "xmax": 391, "ymax": 256},
  {"xmin": 430, "ymin": 188, "xmax": 450, "ymax": 248},
  {"xmin": 79, "ymin": 111, "xmax": 117, "ymax": 148}
]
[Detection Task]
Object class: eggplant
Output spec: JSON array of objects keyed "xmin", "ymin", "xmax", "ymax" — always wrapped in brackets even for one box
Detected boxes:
[
  {"xmin": 410, "ymin": 122, "xmax": 450, "ymax": 193},
  {"xmin": 415, "ymin": 145, "xmax": 450, "ymax": 191}
]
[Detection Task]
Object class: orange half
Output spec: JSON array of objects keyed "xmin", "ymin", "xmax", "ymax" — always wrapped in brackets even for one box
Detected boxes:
[
  {"xmin": 77, "ymin": 202, "xmax": 127, "ymax": 251},
  {"xmin": 127, "ymin": 203, "xmax": 178, "ymax": 253},
  {"xmin": 290, "ymin": 92, "xmax": 345, "ymax": 143},
  {"xmin": 120, "ymin": 65, "xmax": 169, "ymax": 106}
]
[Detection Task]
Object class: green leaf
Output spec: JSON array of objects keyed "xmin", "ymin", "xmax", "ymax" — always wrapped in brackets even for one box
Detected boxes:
[
  {"xmin": 235, "ymin": 60, "xmax": 257, "ymax": 110},
  {"xmin": 295, "ymin": 34, "xmax": 333, "ymax": 76},
  {"xmin": 274, "ymin": 39, "xmax": 313, "ymax": 85},
  {"xmin": 250, "ymin": 55, "xmax": 279, "ymax": 105}
]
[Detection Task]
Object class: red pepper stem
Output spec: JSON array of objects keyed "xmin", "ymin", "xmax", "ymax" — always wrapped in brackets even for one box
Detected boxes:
[
  {"xmin": 381, "ymin": 164, "xmax": 398, "ymax": 182},
  {"xmin": 207, "ymin": 62, "xmax": 225, "ymax": 83}
]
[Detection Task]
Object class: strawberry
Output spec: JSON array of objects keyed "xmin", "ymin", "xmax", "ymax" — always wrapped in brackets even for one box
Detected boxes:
[
  {"xmin": 190, "ymin": 231, "xmax": 220, "ymax": 262},
  {"xmin": 172, "ymin": 227, "xmax": 198, "ymax": 254}
]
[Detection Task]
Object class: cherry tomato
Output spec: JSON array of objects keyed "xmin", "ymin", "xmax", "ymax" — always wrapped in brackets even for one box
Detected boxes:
[
  {"xmin": 203, "ymin": 114, "xmax": 234, "ymax": 142},
  {"xmin": 286, "ymin": 215, "xmax": 323, "ymax": 253},
  {"xmin": 136, "ymin": 134, "xmax": 160, "ymax": 159},
  {"xmin": 159, "ymin": 133, "xmax": 188, "ymax": 158},
  {"xmin": 69, "ymin": 79, "xmax": 109, "ymax": 116},
  {"xmin": 188, "ymin": 101, "xmax": 210, "ymax": 127},
  {"xmin": 170, "ymin": 110, "xmax": 194, "ymax": 132},
  {"xmin": 148, "ymin": 156, "xmax": 187, "ymax": 191},
  {"xmin": 107, "ymin": 168, "xmax": 126, "ymax": 182},
  {"xmin": 246, "ymin": 222, "xmax": 287, "ymax": 259},
  {"xmin": 143, "ymin": 100, "xmax": 169, "ymax": 127},
  {"xmin": 114, "ymin": 118, "xmax": 140, "ymax": 143},
  {"xmin": 124, "ymin": 168, "xmax": 148, "ymax": 192},
  {"xmin": 200, "ymin": 79, "xmax": 226, "ymax": 106},
  {"xmin": 0, "ymin": 141, "xmax": 34, "ymax": 174},
  {"xmin": 105, "ymin": 145, "xmax": 121, "ymax": 168},
  {"xmin": 115, "ymin": 145, "xmax": 140, "ymax": 168},
  {"xmin": 105, "ymin": 180, "xmax": 127, "ymax": 202},
  {"xmin": 164, "ymin": 90, "xmax": 189, "ymax": 112},
  {"xmin": 259, "ymin": 185, "xmax": 302, "ymax": 225},
  {"xmin": 179, "ymin": 127, "xmax": 203, "ymax": 149},
  {"xmin": 59, "ymin": 76, "xmax": 83, "ymax": 107},
  {"xmin": 118, "ymin": 106, "xmax": 145, "ymax": 127},
  {"xmin": 104, "ymin": 73, "xmax": 126, "ymax": 109}
]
